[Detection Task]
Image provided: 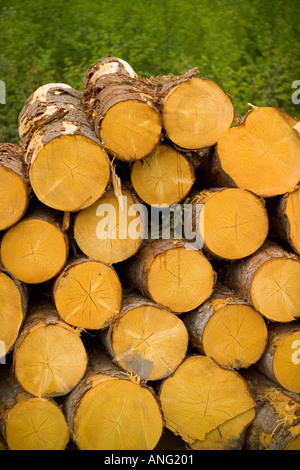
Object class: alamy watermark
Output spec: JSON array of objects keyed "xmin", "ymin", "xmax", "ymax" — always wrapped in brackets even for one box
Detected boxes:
[
  {"xmin": 292, "ymin": 80, "xmax": 300, "ymax": 105},
  {"xmin": 0, "ymin": 80, "xmax": 5, "ymax": 104},
  {"xmin": 95, "ymin": 197, "xmax": 204, "ymax": 249},
  {"xmin": 0, "ymin": 340, "xmax": 6, "ymax": 364}
]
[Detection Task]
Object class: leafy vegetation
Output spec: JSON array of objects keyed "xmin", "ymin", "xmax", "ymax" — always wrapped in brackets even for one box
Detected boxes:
[{"xmin": 0, "ymin": 0, "xmax": 299, "ymax": 142}]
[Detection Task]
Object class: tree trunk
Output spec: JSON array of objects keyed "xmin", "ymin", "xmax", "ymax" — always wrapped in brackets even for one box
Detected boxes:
[
  {"xmin": 256, "ymin": 322, "xmax": 300, "ymax": 394},
  {"xmin": 160, "ymin": 76, "xmax": 234, "ymax": 150},
  {"xmin": 53, "ymin": 255, "xmax": 122, "ymax": 330},
  {"xmin": 125, "ymin": 238, "xmax": 216, "ymax": 313},
  {"xmin": 0, "ymin": 204, "xmax": 69, "ymax": 284},
  {"xmin": 0, "ymin": 266, "xmax": 27, "ymax": 359},
  {"xmin": 100, "ymin": 291, "xmax": 189, "ymax": 381},
  {"xmin": 130, "ymin": 143, "xmax": 195, "ymax": 206},
  {"xmin": 73, "ymin": 186, "xmax": 145, "ymax": 264},
  {"xmin": 243, "ymin": 368, "xmax": 300, "ymax": 450},
  {"xmin": 19, "ymin": 83, "xmax": 110, "ymax": 212},
  {"xmin": 0, "ymin": 367, "xmax": 70, "ymax": 450},
  {"xmin": 0, "ymin": 143, "xmax": 30, "ymax": 231},
  {"xmin": 183, "ymin": 282, "xmax": 268, "ymax": 370},
  {"xmin": 190, "ymin": 187, "xmax": 269, "ymax": 260},
  {"xmin": 13, "ymin": 303, "xmax": 88, "ymax": 398},
  {"xmin": 64, "ymin": 350, "xmax": 163, "ymax": 450},
  {"xmin": 219, "ymin": 241, "xmax": 300, "ymax": 323},
  {"xmin": 83, "ymin": 57, "xmax": 162, "ymax": 162},
  {"xmin": 158, "ymin": 355, "xmax": 255, "ymax": 448},
  {"xmin": 202, "ymin": 107, "xmax": 300, "ymax": 197},
  {"xmin": 268, "ymin": 185, "xmax": 300, "ymax": 256}
]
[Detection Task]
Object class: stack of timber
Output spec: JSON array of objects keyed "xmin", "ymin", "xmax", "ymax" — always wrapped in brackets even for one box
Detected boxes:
[{"xmin": 0, "ymin": 56, "xmax": 299, "ymax": 451}]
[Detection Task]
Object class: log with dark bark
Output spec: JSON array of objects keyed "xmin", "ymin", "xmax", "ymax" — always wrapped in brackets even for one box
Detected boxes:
[{"xmin": 243, "ymin": 368, "xmax": 300, "ymax": 450}]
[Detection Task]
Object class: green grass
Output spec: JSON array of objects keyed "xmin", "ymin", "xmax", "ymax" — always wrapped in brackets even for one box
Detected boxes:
[{"xmin": 0, "ymin": 0, "xmax": 299, "ymax": 142}]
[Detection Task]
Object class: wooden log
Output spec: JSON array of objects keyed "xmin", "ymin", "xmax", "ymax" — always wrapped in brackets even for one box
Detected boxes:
[
  {"xmin": 0, "ymin": 204, "xmax": 69, "ymax": 284},
  {"xmin": 256, "ymin": 322, "xmax": 300, "ymax": 394},
  {"xmin": 125, "ymin": 238, "xmax": 216, "ymax": 313},
  {"xmin": 0, "ymin": 143, "xmax": 30, "ymax": 231},
  {"xmin": 158, "ymin": 355, "xmax": 256, "ymax": 447},
  {"xmin": 0, "ymin": 266, "xmax": 27, "ymax": 360},
  {"xmin": 73, "ymin": 186, "xmax": 145, "ymax": 264},
  {"xmin": 202, "ymin": 107, "xmax": 300, "ymax": 197},
  {"xmin": 190, "ymin": 187, "xmax": 269, "ymax": 260},
  {"xmin": 0, "ymin": 369, "xmax": 70, "ymax": 450},
  {"xmin": 64, "ymin": 351, "xmax": 163, "ymax": 450},
  {"xmin": 183, "ymin": 283, "xmax": 268, "ymax": 370},
  {"xmin": 160, "ymin": 75, "xmax": 234, "ymax": 150},
  {"xmin": 130, "ymin": 143, "xmax": 195, "ymax": 206},
  {"xmin": 243, "ymin": 368, "xmax": 300, "ymax": 450},
  {"xmin": 13, "ymin": 304, "xmax": 88, "ymax": 398},
  {"xmin": 188, "ymin": 408, "xmax": 256, "ymax": 450},
  {"xmin": 19, "ymin": 83, "xmax": 110, "ymax": 212},
  {"xmin": 53, "ymin": 255, "xmax": 122, "ymax": 330},
  {"xmin": 219, "ymin": 241, "xmax": 300, "ymax": 323},
  {"xmin": 100, "ymin": 291, "xmax": 189, "ymax": 381},
  {"xmin": 83, "ymin": 57, "xmax": 162, "ymax": 162},
  {"xmin": 268, "ymin": 185, "xmax": 300, "ymax": 256}
]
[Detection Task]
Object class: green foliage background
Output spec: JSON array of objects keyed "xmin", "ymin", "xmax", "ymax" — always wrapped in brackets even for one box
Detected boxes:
[{"xmin": 0, "ymin": 0, "xmax": 299, "ymax": 143}]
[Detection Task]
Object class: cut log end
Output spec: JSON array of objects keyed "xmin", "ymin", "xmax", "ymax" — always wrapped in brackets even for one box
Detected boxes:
[
  {"xmin": 203, "ymin": 304, "xmax": 268, "ymax": 369},
  {"xmin": 104, "ymin": 295, "xmax": 189, "ymax": 381},
  {"xmin": 199, "ymin": 188, "xmax": 269, "ymax": 260},
  {"xmin": 14, "ymin": 308, "xmax": 88, "ymax": 398},
  {"xmin": 285, "ymin": 186, "xmax": 300, "ymax": 255},
  {"xmin": 74, "ymin": 187, "xmax": 144, "ymax": 264},
  {"xmin": 159, "ymin": 355, "xmax": 255, "ymax": 446},
  {"xmin": 147, "ymin": 246, "xmax": 215, "ymax": 313},
  {"xmin": 29, "ymin": 134, "xmax": 110, "ymax": 212},
  {"xmin": 0, "ymin": 217, "xmax": 68, "ymax": 284},
  {"xmin": 100, "ymin": 99, "xmax": 162, "ymax": 161},
  {"xmin": 162, "ymin": 77, "xmax": 234, "ymax": 149},
  {"xmin": 216, "ymin": 107, "xmax": 300, "ymax": 197},
  {"xmin": 0, "ymin": 272, "xmax": 26, "ymax": 357},
  {"xmin": 0, "ymin": 166, "xmax": 28, "ymax": 231},
  {"xmin": 54, "ymin": 258, "xmax": 122, "ymax": 330},
  {"xmin": 131, "ymin": 144, "xmax": 195, "ymax": 206},
  {"xmin": 250, "ymin": 257, "xmax": 300, "ymax": 322},
  {"xmin": 5, "ymin": 398, "xmax": 70, "ymax": 450}
]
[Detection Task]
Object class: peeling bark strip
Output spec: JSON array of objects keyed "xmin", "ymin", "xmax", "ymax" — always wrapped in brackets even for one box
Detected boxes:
[
  {"xmin": 0, "ymin": 143, "xmax": 30, "ymax": 230},
  {"xmin": 18, "ymin": 83, "xmax": 110, "ymax": 212},
  {"xmin": 183, "ymin": 282, "xmax": 268, "ymax": 370},
  {"xmin": 13, "ymin": 304, "xmax": 88, "ymax": 399},
  {"xmin": 124, "ymin": 238, "xmax": 216, "ymax": 313},
  {"xmin": 243, "ymin": 369, "xmax": 300, "ymax": 450},
  {"xmin": 100, "ymin": 291, "xmax": 189, "ymax": 381},
  {"xmin": 219, "ymin": 241, "xmax": 300, "ymax": 323},
  {"xmin": 64, "ymin": 350, "xmax": 163, "ymax": 450},
  {"xmin": 0, "ymin": 368, "xmax": 70, "ymax": 450}
]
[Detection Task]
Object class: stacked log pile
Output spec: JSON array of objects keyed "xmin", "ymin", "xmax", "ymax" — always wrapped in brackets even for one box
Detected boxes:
[{"xmin": 0, "ymin": 56, "xmax": 299, "ymax": 451}]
